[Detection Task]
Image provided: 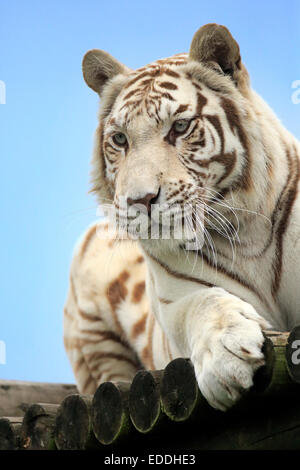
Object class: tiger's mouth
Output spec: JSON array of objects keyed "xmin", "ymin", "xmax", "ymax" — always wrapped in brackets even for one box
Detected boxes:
[{"xmin": 109, "ymin": 198, "xmax": 206, "ymax": 244}]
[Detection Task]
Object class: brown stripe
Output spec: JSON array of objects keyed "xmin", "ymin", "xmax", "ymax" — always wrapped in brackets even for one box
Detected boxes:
[
  {"xmin": 85, "ymin": 351, "xmax": 140, "ymax": 370},
  {"xmin": 124, "ymin": 70, "xmax": 157, "ymax": 89},
  {"xmin": 201, "ymin": 251, "xmax": 273, "ymax": 311},
  {"xmin": 196, "ymin": 92, "xmax": 208, "ymax": 116},
  {"xmin": 106, "ymin": 270, "xmax": 130, "ymax": 334},
  {"xmin": 161, "ymin": 92, "xmax": 175, "ymax": 101},
  {"xmin": 120, "ymin": 99, "xmax": 141, "ymax": 111},
  {"xmin": 82, "ymin": 374, "xmax": 96, "ymax": 394},
  {"xmin": 74, "ymin": 357, "xmax": 85, "ymax": 373},
  {"xmin": 220, "ymin": 96, "xmax": 251, "ymax": 190},
  {"xmin": 205, "ymin": 114, "xmax": 224, "ymax": 153},
  {"xmin": 123, "ymin": 89, "xmax": 139, "ymax": 100},
  {"xmin": 192, "ymin": 81, "xmax": 202, "ymax": 91},
  {"xmin": 164, "ymin": 69, "xmax": 180, "ymax": 78},
  {"xmin": 237, "ymin": 142, "xmax": 297, "ymax": 258},
  {"xmin": 70, "ymin": 277, "xmax": 102, "ymax": 322},
  {"xmin": 145, "ymin": 250, "xmax": 215, "ymax": 288},
  {"xmin": 92, "ymin": 366, "xmax": 112, "ymax": 378},
  {"xmin": 142, "ymin": 314, "xmax": 155, "ymax": 369},
  {"xmin": 174, "ymin": 104, "xmax": 189, "ymax": 115},
  {"xmin": 66, "ymin": 334, "xmax": 126, "ymax": 349},
  {"xmin": 78, "ymin": 309, "xmax": 102, "ymax": 323},
  {"xmin": 271, "ymin": 146, "xmax": 299, "ymax": 296},
  {"xmin": 158, "ymin": 297, "xmax": 173, "ymax": 304},
  {"xmin": 70, "ymin": 276, "xmax": 106, "ymax": 328},
  {"xmin": 131, "ymin": 312, "xmax": 148, "ymax": 339},
  {"xmin": 211, "ymin": 151, "xmax": 237, "ymax": 185},
  {"xmin": 140, "ymin": 78, "xmax": 153, "ymax": 87},
  {"xmin": 81, "ymin": 329, "xmax": 132, "ymax": 350},
  {"xmin": 183, "ymin": 121, "xmax": 199, "ymax": 140},
  {"xmin": 79, "ymin": 225, "xmax": 97, "ymax": 260},
  {"xmin": 159, "ymin": 81, "xmax": 178, "ymax": 90},
  {"xmin": 78, "ymin": 337, "xmax": 102, "ymax": 347},
  {"xmin": 119, "ymin": 270, "xmax": 130, "ymax": 282},
  {"xmin": 131, "ymin": 281, "xmax": 146, "ymax": 303}
]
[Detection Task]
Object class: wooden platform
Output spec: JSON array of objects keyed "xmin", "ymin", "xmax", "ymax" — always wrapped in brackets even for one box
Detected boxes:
[{"xmin": 1, "ymin": 329, "xmax": 300, "ymax": 450}]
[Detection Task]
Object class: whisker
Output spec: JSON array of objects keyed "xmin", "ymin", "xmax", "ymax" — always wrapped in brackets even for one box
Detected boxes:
[{"xmin": 204, "ymin": 187, "xmax": 271, "ymax": 225}]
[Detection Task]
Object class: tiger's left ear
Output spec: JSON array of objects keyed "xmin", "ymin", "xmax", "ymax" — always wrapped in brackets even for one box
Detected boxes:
[
  {"xmin": 189, "ymin": 24, "xmax": 245, "ymax": 84},
  {"xmin": 82, "ymin": 49, "xmax": 131, "ymax": 96}
]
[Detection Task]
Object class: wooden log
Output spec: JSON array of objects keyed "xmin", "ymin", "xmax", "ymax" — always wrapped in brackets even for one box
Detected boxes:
[
  {"xmin": 21, "ymin": 403, "xmax": 58, "ymax": 450},
  {"xmin": 54, "ymin": 394, "xmax": 101, "ymax": 450},
  {"xmin": 129, "ymin": 370, "xmax": 164, "ymax": 433},
  {"xmin": 160, "ymin": 358, "xmax": 204, "ymax": 422},
  {"xmin": 249, "ymin": 331, "xmax": 298, "ymax": 400},
  {"xmin": 0, "ymin": 380, "xmax": 77, "ymax": 417},
  {"xmin": 0, "ymin": 417, "xmax": 23, "ymax": 450},
  {"xmin": 92, "ymin": 381, "xmax": 136, "ymax": 445},
  {"xmin": 128, "ymin": 369, "xmax": 208, "ymax": 446}
]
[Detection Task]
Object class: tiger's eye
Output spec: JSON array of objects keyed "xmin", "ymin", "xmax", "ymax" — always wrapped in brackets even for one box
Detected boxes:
[
  {"xmin": 113, "ymin": 133, "xmax": 127, "ymax": 146},
  {"xmin": 173, "ymin": 119, "xmax": 190, "ymax": 133}
]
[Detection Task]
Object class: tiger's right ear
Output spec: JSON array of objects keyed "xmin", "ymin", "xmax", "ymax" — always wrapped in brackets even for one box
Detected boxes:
[
  {"xmin": 189, "ymin": 24, "xmax": 241, "ymax": 80},
  {"xmin": 82, "ymin": 49, "xmax": 130, "ymax": 95}
]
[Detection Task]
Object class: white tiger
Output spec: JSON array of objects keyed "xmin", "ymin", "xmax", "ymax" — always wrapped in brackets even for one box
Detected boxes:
[{"xmin": 64, "ymin": 24, "xmax": 300, "ymax": 411}]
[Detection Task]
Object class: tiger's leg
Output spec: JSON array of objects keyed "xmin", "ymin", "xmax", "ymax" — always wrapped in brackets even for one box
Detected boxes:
[{"xmin": 64, "ymin": 222, "xmax": 176, "ymax": 394}]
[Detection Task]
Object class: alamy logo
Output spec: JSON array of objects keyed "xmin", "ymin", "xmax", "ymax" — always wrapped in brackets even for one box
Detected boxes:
[
  {"xmin": 291, "ymin": 80, "xmax": 300, "ymax": 104},
  {"xmin": 0, "ymin": 80, "xmax": 6, "ymax": 104},
  {"xmin": 0, "ymin": 340, "xmax": 6, "ymax": 365},
  {"xmin": 96, "ymin": 199, "xmax": 205, "ymax": 251},
  {"xmin": 291, "ymin": 339, "xmax": 300, "ymax": 365}
]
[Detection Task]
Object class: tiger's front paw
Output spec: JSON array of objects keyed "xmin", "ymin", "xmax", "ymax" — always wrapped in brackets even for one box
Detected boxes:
[{"xmin": 190, "ymin": 299, "xmax": 269, "ymax": 411}]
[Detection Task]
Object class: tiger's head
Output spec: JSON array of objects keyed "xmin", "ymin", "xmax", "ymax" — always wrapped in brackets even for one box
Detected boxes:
[{"xmin": 83, "ymin": 24, "xmax": 263, "ymax": 250}]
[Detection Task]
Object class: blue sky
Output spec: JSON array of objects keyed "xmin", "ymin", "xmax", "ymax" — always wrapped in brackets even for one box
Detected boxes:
[{"xmin": 0, "ymin": 0, "xmax": 299, "ymax": 384}]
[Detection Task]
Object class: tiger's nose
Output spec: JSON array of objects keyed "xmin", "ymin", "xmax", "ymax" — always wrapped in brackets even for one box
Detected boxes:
[{"xmin": 127, "ymin": 190, "xmax": 160, "ymax": 214}]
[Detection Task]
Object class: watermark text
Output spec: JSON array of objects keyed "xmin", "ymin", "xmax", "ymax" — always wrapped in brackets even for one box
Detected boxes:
[
  {"xmin": 0, "ymin": 341, "xmax": 6, "ymax": 365},
  {"xmin": 96, "ymin": 199, "xmax": 205, "ymax": 251},
  {"xmin": 291, "ymin": 80, "xmax": 300, "ymax": 104},
  {"xmin": 0, "ymin": 80, "xmax": 6, "ymax": 104}
]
